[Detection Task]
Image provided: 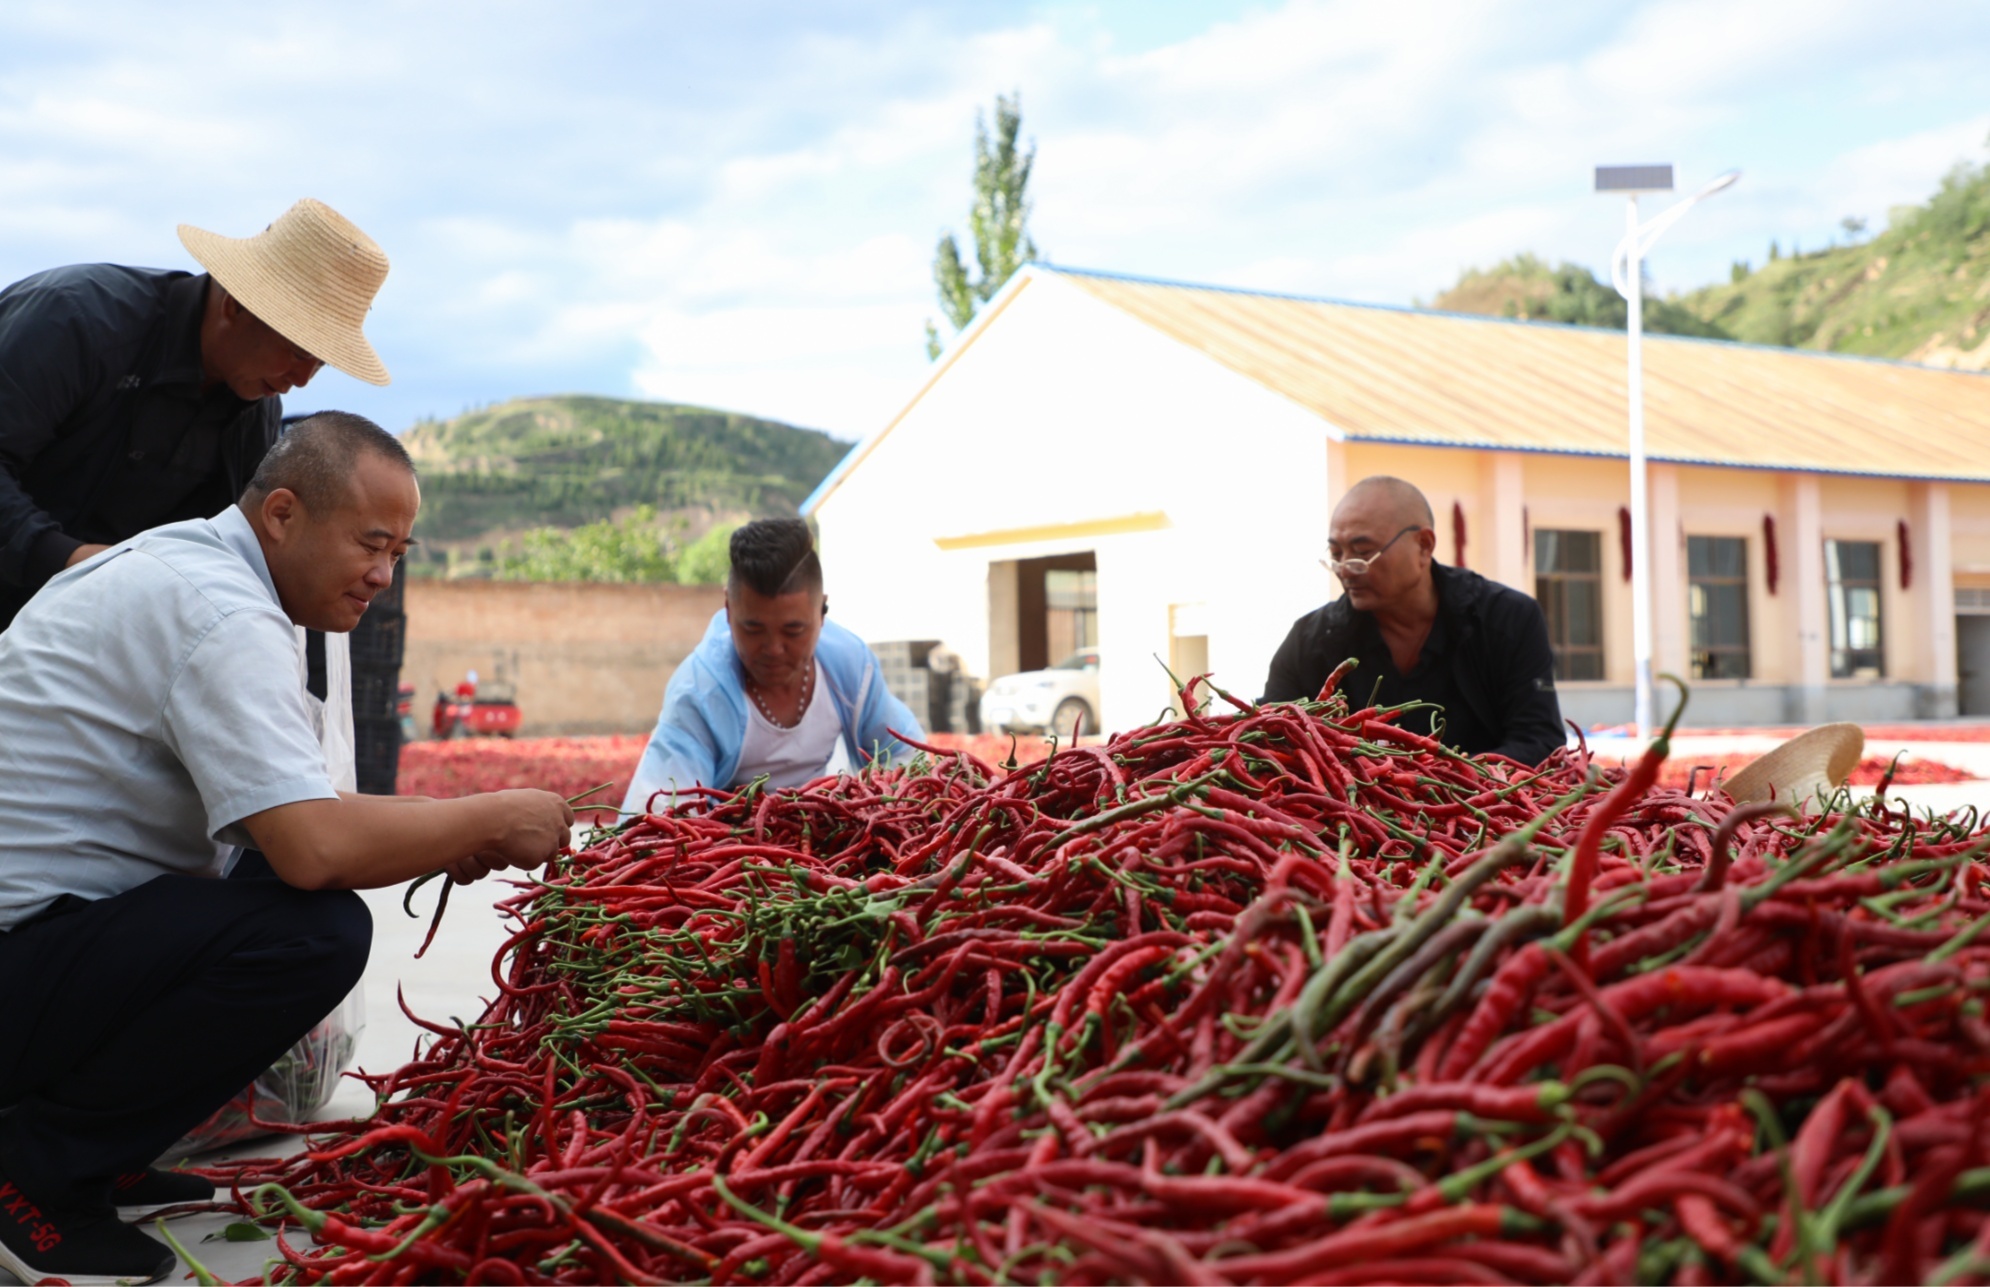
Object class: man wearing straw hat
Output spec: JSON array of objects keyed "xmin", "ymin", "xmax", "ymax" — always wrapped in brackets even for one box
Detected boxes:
[{"xmin": 0, "ymin": 198, "xmax": 390, "ymax": 631}]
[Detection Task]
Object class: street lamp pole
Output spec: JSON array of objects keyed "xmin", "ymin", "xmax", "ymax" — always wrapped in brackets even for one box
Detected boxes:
[
  {"xmin": 1623, "ymin": 190, "xmax": 1653, "ymax": 739},
  {"xmin": 1595, "ymin": 165, "xmax": 1739, "ymax": 738}
]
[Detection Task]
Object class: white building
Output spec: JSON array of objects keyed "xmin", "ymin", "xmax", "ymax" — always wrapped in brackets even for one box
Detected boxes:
[{"xmin": 805, "ymin": 265, "xmax": 1990, "ymax": 732}]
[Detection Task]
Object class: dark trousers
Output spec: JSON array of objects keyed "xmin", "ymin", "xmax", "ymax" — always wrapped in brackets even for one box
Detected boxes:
[{"xmin": 0, "ymin": 857, "xmax": 370, "ymax": 1207}]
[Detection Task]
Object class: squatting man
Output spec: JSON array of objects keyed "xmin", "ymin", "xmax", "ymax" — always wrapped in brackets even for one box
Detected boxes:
[{"xmin": 0, "ymin": 414, "xmax": 574, "ymax": 1285}]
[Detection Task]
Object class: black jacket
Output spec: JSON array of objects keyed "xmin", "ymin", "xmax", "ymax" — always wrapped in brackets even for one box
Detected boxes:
[
  {"xmin": 1261, "ymin": 563, "xmax": 1566, "ymax": 765},
  {"xmin": 0, "ymin": 264, "xmax": 281, "ymax": 627}
]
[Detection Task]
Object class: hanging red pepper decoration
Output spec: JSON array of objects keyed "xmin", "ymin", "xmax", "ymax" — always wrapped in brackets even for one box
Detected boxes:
[
  {"xmin": 1898, "ymin": 518, "xmax": 1912, "ymax": 590},
  {"xmin": 1451, "ymin": 501, "xmax": 1467, "ymax": 567},
  {"xmin": 1763, "ymin": 514, "xmax": 1779, "ymax": 595},
  {"xmin": 1618, "ymin": 506, "xmax": 1633, "ymax": 582}
]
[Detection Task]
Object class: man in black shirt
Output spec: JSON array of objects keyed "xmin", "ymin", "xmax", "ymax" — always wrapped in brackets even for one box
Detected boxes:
[
  {"xmin": 1261, "ymin": 476, "xmax": 1566, "ymax": 765},
  {"xmin": 0, "ymin": 198, "xmax": 390, "ymax": 628}
]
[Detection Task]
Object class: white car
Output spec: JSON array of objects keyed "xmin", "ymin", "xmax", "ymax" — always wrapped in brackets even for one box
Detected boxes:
[{"xmin": 979, "ymin": 649, "xmax": 1100, "ymax": 736}]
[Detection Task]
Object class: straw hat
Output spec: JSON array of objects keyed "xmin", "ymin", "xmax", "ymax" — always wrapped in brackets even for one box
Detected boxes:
[
  {"xmin": 178, "ymin": 199, "xmax": 391, "ymax": 386},
  {"xmin": 1722, "ymin": 722, "xmax": 1865, "ymax": 811}
]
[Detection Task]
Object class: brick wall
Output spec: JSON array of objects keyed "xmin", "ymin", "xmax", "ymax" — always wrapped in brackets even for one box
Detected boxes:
[{"xmin": 403, "ymin": 581, "xmax": 725, "ymax": 736}]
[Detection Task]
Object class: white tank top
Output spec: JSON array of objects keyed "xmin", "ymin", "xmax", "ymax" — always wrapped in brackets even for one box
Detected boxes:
[{"xmin": 733, "ymin": 680, "xmax": 851, "ymax": 789}]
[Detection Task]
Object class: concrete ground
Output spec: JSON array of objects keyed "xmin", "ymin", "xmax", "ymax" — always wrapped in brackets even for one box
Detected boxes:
[
  {"xmin": 27, "ymin": 734, "xmax": 1990, "ymax": 1284},
  {"xmin": 0, "ymin": 878, "xmax": 528, "ymax": 1286}
]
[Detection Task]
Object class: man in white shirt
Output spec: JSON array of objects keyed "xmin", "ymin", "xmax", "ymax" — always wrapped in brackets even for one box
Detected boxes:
[
  {"xmin": 0, "ymin": 412, "xmax": 573, "ymax": 1285},
  {"xmin": 622, "ymin": 518, "xmax": 924, "ymax": 812}
]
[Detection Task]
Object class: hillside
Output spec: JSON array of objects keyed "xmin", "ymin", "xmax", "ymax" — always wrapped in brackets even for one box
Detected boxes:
[
  {"xmin": 401, "ymin": 395, "xmax": 849, "ymax": 571},
  {"xmin": 1434, "ymin": 160, "xmax": 1990, "ymax": 368},
  {"xmin": 1432, "ymin": 253, "xmax": 1730, "ymax": 338},
  {"xmin": 1677, "ymin": 162, "xmax": 1990, "ymax": 366}
]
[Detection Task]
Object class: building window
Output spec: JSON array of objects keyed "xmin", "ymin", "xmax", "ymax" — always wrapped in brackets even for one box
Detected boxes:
[
  {"xmin": 1045, "ymin": 569, "xmax": 1097, "ymax": 662},
  {"xmin": 1825, "ymin": 539, "xmax": 1884, "ymax": 679},
  {"xmin": 1688, "ymin": 536, "xmax": 1751, "ymax": 679},
  {"xmin": 1534, "ymin": 530, "xmax": 1603, "ymax": 681}
]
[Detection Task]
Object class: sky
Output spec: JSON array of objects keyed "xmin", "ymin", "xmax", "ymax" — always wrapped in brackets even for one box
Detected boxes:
[{"xmin": 3, "ymin": 0, "xmax": 1987, "ymax": 441}]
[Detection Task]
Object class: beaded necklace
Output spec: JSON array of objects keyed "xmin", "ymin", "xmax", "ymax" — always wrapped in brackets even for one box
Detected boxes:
[{"xmin": 747, "ymin": 658, "xmax": 814, "ymax": 730}]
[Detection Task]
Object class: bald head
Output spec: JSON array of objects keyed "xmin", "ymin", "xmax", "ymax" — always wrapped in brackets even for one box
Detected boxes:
[
  {"xmin": 1327, "ymin": 475, "xmax": 1439, "ymax": 615},
  {"xmin": 1337, "ymin": 476, "xmax": 1433, "ymax": 530}
]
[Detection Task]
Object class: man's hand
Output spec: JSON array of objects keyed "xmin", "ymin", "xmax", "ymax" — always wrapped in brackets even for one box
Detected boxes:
[
  {"xmin": 479, "ymin": 788, "xmax": 576, "ymax": 868},
  {"xmin": 244, "ymin": 789, "xmax": 575, "ymax": 892},
  {"xmin": 439, "ymin": 789, "xmax": 574, "ymax": 884},
  {"xmin": 64, "ymin": 543, "xmax": 110, "ymax": 568}
]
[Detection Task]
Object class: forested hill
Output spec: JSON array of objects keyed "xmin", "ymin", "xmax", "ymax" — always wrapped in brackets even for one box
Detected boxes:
[
  {"xmin": 401, "ymin": 395, "xmax": 848, "ymax": 558},
  {"xmin": 1676, "ymin": 162, "xmax": 1990, "ymax": 366},
  {"xmin": 1431, "ymin": 253, "xmax": 1728, "ymax": 338},
  {"xmin": 1432, "ymin": 159, "xmax": 1990, "ymax": 368}
]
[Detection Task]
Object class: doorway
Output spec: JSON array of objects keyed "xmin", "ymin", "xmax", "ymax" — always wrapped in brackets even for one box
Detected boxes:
[
  {"xmin": 1959, "ymin": 615, "xmax": 1990, "ymax": 715},
  {"xmin": 1010, "ymin": 552, "xmax": 1097, "ymax": 673}
]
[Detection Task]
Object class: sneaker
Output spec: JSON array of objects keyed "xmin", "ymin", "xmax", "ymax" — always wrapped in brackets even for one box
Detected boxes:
[
  {"xmin": 0, "ymin": 1178, "xmax": 174, "ymax": 1286},
  {"xmin": 111, "ymin": 1168, "xmax": 217, "ymax": 1209}
]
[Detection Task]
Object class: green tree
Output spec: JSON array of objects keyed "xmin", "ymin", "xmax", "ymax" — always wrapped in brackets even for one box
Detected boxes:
[
  {"xmin": 495, "ymin": 506, "xmax": 678, "ymax": 583},
  {"xmin": 1462, "ymin": 255, "xmax": 1730, "ymax": 338},
  {"xmin": 926, "ymin": 92, "xmax": 1038, "ymax": 360},
  {"xmin": 677, "ymin": 522, "xmax": 738, "ymax": 586}
]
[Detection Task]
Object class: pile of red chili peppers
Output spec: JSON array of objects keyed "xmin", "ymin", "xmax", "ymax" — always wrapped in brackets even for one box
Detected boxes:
[{"xmin": 206, "ymin": 678, "xmax": 1990, "ymax": 1285}]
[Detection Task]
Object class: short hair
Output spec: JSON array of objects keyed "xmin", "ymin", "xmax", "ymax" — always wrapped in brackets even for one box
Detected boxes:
[
  {"xmin": 728, "ymin": 517, "xmax": 823, "ymax": 597},
  {"xmin": 244, "ymin": 411, "xmax": 414, "ymax": 512}
]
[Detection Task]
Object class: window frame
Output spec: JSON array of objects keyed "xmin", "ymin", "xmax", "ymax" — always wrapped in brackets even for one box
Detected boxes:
[
  {"xmin": 1044, "ymin": 568, "xmax": 1098, "ymax": 660},
  {"xmin": 1824, "ymin": 538, "xmax": 1885, "ymax": 680},
  {"xmin": 1686, "ymin": 534, "xmax": 1752, "ymax": 681},
  {"xmin": 1533, "ymin": 528, "xmax": 1605, "ymax": 682}
]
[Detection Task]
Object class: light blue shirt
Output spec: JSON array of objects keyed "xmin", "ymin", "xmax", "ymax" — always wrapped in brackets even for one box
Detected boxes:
[
  {"xmin": 0, "ymin": 505, "xmax": 337, "ymax": 930},
  {"xmin": 622, "ymin": 610, "xmax": 925, "ymax": 813}
]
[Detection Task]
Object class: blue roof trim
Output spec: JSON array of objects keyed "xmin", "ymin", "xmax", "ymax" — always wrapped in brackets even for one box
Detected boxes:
[
  {"xmin": 1038, "ymin": 263, "xmax": 1990, "ymax": 380},
  {"xmin": 1344, "ymin": 431, "xmax": 1990, "ymax": 486},
  {"xmin": 800, "ymin": 437, "xmax": 861, "ymax": 515}
]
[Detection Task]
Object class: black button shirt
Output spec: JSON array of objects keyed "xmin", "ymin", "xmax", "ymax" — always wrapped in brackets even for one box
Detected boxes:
[
  {"xmin": 1261, "ymin": 563, "xmax": 1566, "ymax": 766},
  {"xmin": 0, "ymin": 264, "xmax": 281, "ymax": 627},
  {"xmin": 1342, "ymin": 604, "xmax": 1494, "ymax": 751}
]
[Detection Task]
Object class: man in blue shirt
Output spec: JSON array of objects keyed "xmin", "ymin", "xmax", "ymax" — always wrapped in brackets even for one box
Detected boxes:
[
  {"xmin": 0, "ymin": 198, "xmax": 389, "ymax": 629},
  {"xmin": 622, "ymin": 519, "xmax": 924, "ymax": 813}
]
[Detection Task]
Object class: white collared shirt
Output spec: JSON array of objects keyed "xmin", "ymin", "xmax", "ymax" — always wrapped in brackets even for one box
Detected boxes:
[{"xmin": 0, "ymin": 506, "xmax": 338, "ymax": 930}]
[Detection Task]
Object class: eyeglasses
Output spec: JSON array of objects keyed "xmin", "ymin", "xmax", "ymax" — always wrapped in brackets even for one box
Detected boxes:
[{"xmin": 1321, "ymin": 525, "xmax": 1423, "ymax": 576}]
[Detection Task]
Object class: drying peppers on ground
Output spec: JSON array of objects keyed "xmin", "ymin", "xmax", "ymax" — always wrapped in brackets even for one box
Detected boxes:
[{"xmin": 195, "ymin": 678, "xmax": 1990, "ymax": 1285}]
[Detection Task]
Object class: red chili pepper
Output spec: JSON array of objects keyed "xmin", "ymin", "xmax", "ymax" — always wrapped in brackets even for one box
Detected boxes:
[
  {"xmin": 1564, "ymin": 686, "xmax": 1685, "ymax": 968},
  {"xmin": 195, "ymin": 682, "xmax": 1990, "ymax": 1286},
  {"xmin": 1210, "ymin": 1204, "xmax": 1541, "ymax": 1281}
]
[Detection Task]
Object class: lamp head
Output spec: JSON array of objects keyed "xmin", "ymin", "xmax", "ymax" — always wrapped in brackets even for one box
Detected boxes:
[
  {"xmin": 1596, "ymin": 164, "xmax": 1674, "ymax": 194},
  {"xmin": 1700, "ymin": 170, "xmax": 1741, "ymax": 197}
]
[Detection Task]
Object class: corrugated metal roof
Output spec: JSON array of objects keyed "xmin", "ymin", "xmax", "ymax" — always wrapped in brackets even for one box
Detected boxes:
[{"xmin": 1056, "ymin": 267, "xmax": 1990, "ymax": 483}]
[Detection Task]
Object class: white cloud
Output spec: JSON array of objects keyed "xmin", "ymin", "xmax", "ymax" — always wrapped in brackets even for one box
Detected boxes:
[
  {"xmin": 2, "ymin": 0, "xmax": 1988, "ymax": 437},
  {"xmin": 633, "ymin": 301, "xmax": 921, "ymax": 434},
  {"xmin": 1821, "ymin": 116, "xmax": 1990, "ymax": 229}
]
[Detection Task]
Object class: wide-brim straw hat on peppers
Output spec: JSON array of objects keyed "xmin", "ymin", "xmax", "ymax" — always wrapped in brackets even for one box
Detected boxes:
[
  {"xmin": 1722, "ymin": 722, "xmax": 1865, "ymax": 811},
  {"xmin": 177, "ymin": 198, "xmax": 391, "ymax": 386}
]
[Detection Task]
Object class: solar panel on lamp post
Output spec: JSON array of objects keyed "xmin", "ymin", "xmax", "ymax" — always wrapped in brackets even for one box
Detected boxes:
[{"xmin": 1595, "ymin": 165, "xmax": 1739, "ymax": 739}]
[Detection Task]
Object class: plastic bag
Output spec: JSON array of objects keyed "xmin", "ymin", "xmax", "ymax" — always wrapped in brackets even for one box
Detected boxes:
[{"xmin": 159, "ymin": 986, "xmax": 365, "ymax": 1163}]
